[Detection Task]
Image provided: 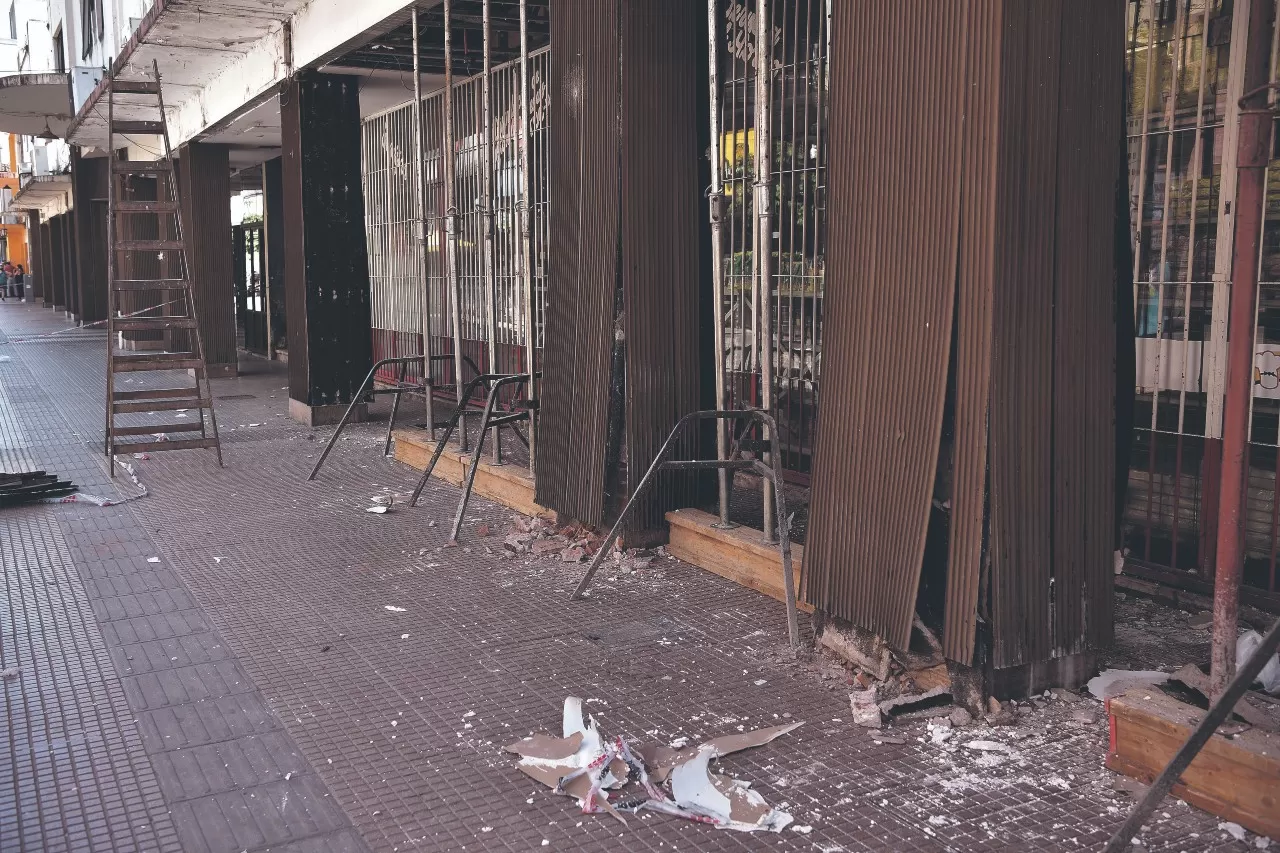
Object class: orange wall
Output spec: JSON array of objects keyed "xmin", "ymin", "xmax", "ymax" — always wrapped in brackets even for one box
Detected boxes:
[{"xmin": 1, "ymin": 134, "xmax": 27, "ymax": 269}]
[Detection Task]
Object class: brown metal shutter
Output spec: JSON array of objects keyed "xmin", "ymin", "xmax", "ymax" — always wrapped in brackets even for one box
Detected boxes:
[
  {"xmin": 537, "ymin": 0, "xmax": 622, "ymax": 526},
  {"xmin": 802, "ymin": 1, "xmax": 972, "ymax": 652},
  {"xmin": 809, "ymin": 0, "xmax": 1122, "ymax": 667}
]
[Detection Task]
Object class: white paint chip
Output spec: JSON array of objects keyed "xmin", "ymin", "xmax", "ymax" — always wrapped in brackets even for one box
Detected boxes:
[{"xmin": 384, "ymin": 605, "xmax": 407, "ymax": 613}]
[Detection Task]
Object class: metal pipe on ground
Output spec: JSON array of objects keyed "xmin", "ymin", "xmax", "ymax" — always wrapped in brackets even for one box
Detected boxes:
[{"xmin": 1212, "ymin": 0, "xmax": 1275, "ymax": 698}]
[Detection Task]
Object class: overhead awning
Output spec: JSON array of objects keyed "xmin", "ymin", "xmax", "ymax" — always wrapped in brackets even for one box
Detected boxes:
[
  {"xmin": 11, "ymin": 174, "xmax": 73, "ymax": 211},
  {"xmin": 0, "ymin": 73, "xmax": 72, "ymax": 137},
  {"xmin": 65, "ymin": 0, "xmax": 312, "ymax": 152}
]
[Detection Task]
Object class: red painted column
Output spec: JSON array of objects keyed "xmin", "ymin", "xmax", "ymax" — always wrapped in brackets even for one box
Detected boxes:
[{"xmin": 1212, "ymin": 0, "xmax": 1276, "ymax": 697}]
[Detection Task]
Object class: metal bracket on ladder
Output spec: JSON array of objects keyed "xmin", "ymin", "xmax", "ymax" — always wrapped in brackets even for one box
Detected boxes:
[{"xmin": 104, "ymin": 59, "xmax": 223, "ymax": 476}]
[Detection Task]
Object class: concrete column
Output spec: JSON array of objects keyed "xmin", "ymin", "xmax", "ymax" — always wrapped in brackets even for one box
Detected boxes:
[
  {"xmin": 177, "ymin": 142, "xmax": 237, "ymax": 377},
  {"xmin": 263, "ymin": 156, "xmax": 286, "ymax": 359},
  {"xmin": 49, "ymin": 214, "xmax": 66, "ymax": 311},
  {"xmin": 71, "ymin": 149, "xmax": 109, "ymax": 326},
  {"xmin": 279, "ymin": 73, "xmax": 372, "ymax": 426},
  {"xmin": 60, "ymin": 209, "xmax": 78, "ymax": 319},
  {"xmin": 39, "ymin": 219, "xmax": 53, "ymax": 307},
  {"xmin": 26, "ymin": 211, "xmax": 42, "ymax": 302}
]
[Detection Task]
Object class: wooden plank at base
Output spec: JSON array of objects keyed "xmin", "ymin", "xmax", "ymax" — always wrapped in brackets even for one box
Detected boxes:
[
  {"xmin": 392, "ymin": 428, "xmax": 554, "ymax": 520},
  {"xmin": 1107, "ymin": 688, "xmax": 1280, "ymax": 837},
  {"xmin": 666, "ymin": 508, "xmax": 810, "ymax": 612}
]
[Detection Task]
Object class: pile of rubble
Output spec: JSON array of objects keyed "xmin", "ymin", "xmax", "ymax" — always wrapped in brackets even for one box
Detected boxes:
[
  {"xmin": 506, "ymin": 697, "xmax": 803, "ymax": 832},
  {"xmin": 492, "ymin": 515, "xmax": 658, "ymax": 573}
]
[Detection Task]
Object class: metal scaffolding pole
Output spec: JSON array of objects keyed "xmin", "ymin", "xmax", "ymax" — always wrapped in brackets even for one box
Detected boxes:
[
  {"xmin": 1212, "ymin": 0, "xmax": 1275, "ymax": 697},
  {"xmin": 708, "ymin": 0, "xmax": 731, "ymax": 527},
  {"xmin": 443, "ymin": 0, "xmax": 468, "ymax": 450},
  {"xmin": 519, "ymin": 0, "xmax": 537, "ymax": 476},
  {"xmin": 755, "ymin": 0, "xmax": 776, "ymax": 543},
  {"xmin": 411, "ymin": 5, "xmax": 438, "ymax": 439},
  {"xmin": 481, "ymin": 0, "xmax": 501, "ymax": 463}
]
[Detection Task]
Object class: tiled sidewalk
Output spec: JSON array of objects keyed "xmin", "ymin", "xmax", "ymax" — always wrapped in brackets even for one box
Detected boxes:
[{"xmin": 0, "ymin": 302, "xmax": 1256, "ymax": 852}]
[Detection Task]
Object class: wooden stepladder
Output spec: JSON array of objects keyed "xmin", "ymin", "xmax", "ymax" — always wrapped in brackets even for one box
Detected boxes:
[{"xmin": 104, "ymin": 60, "xmax": 222, "ymax": 476}]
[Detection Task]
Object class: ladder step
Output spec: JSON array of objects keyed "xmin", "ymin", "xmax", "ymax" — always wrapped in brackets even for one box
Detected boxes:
[
  {"xmin": 113, "ymin": 160, "xmax": 171, "ymax": 174},
  {"xmin": 112, "ymin": 279, "xmax": 188, "ymax": 291},
  {"xmin": 111, "ymin": 355, "xmax": 203, "ymax": 373},
  {"xmin": 111, "ymin": 79, "xmax": 160, "ymax": 95},
  {"xmin": 112, "ymin": 120, "xmax": 165, "ymax": 135},
  {"xmin": 111, "ymin": 422, "xmax": 205, "ymax": 437},
  {"xmin": 113, "ymin": 397, "xmax": 210, "ymax": 413},
  {"xmin": 114, "ymin": 200, "xmax": 178, "ymax": 213},
  {"xmin": 113, "ymin": 387, "xmax": 201, "ymax": 401},
  {"xmin": 113, "ymin": 317, "xmax": 197, "ymax": 331},
  {"xmin": 111, "ymin": 437, "xmax": 220, "ymax": 454},
  {"xmin": 116, "ymin": 240, "xmax": 184, "ymax": 252}
]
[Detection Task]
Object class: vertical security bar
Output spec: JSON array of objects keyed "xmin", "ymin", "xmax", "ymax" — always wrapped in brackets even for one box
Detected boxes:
[
  {"xmin": 443, "ymin": 0, "xmax": 468, "ymax": 450},
  {"xmin": 708, "ymin": 0, "xmax": 732, "ymax": 526},
  {"xmin": 519, "ymin": 0, "xmax": 537, "ymax": 475},
  {"xmin": 412, "ymin": 5, "xmax": 437, "ymax": 438},
  {"xmin": 481, "ymin": 0, "xmax": 501, "ymax": 463},
  {"xmin": 755, "ymin": 0, "xmax": 777, "ymax": 543}
]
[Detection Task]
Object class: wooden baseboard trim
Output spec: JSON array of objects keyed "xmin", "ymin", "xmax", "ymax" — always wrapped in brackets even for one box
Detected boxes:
[
  {"xmin": 1106, "ymin": 688, "xmax": 1280, "ymax": 837},
  {"xmin": 665, "ymin": 508, "xmax": 810, "ymax": 612},
  {"xmin": 392, "ymin": 428, "xmax": 553, "ymax": 520}
]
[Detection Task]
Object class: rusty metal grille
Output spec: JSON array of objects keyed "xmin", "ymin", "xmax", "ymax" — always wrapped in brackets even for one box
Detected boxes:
[
  {"xmin": 361, "ymin": 47, "xmax": 551, "ymax": 389},
  {"xmin": 1123, "ymin": 0, "xmax": 1230, "ymax": 579},
  {"xmin": 363, "ymin": 103, "xmax": 428, "ymax": 384},
  {"xmin": 1119, "ymin": 0, "xmax": 1280, "ymax": 602},
  {"xmin": 716, "ymin": 0, "xmax": 828, "ymax": 480}
]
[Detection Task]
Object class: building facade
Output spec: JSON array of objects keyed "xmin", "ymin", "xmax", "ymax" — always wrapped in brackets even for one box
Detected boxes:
[{"xmin": 8, "ymin": 0, "xmax": 1267, "ymax": 696}]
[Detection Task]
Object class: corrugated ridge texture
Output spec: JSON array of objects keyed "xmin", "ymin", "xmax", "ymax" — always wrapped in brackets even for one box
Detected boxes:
[
  {"xmin": 620, "ymin": 0, "xmax": 703, "ymax": 531},
  {"xmin": 810, "ymin": 0, "xmax": 1121, "ymax": 667},
  {"xmin": 943, "ymin": 0, "xmax": 1001, "ymax": 665},
  {"xmin": 803, "ymin": 0, "xmax": 971, "ymax": 651},
  {"xmin": 536, "ymin": 0, "xmax": 621, "ymax": 526},
  {"xmin": 1078, "ymin": 0, "xmax": 1121, "ymax": 653},
  {"xmin": 988, "ymin": 0, "xmax": 1061, "ymax": 668}
]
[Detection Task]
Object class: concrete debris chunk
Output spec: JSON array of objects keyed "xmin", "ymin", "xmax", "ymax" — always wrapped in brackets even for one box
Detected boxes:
[
  {"xmin": 505, "ymin": 696, "xmax": 803, "ymax": 833},
  {"xmin": 849, "ymin": 689, "xmax": 882, "ymax": 728}
]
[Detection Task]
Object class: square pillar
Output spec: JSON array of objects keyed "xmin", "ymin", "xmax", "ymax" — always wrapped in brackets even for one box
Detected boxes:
[
  {"xmin": 279, "ymin": 73, "xmax": 372, "ymax": 426},
  {"xmin": 61, "ymin": 209, "xmax": 78, "ymax": 319},
  {"xmin": 48, "ymin": 214, "xmax": 66, "ymax": 310},
  {"xmin": 177, "ymin": 142, "xmax": 237, "ymax": 377},
  {"xmin": 263, "ymin": 156, "xmax": 286, "ymax": 359},
  {"xmin": 71, "ymin": 149, "xmax": 109, "ymax": 325},
  {"xmin": 26, "ymin": 211, "xmax": 42, "ymax": 302},
  {"xmin": 39, "ymin": 218, "xmax": 53, "ymax": 307}
]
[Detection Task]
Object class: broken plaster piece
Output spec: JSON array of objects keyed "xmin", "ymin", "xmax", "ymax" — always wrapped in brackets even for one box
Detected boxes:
[
  {"xmin": 507, "ymin": 698, "xmax": 803, "ymax": 833},
  {"xmin": 669, "ymin": 747, "xmax": 794, "ymax": 832},
  {"xmin": 1086, "ymin": 669, "xmax": 1170, "ymax": 700}
]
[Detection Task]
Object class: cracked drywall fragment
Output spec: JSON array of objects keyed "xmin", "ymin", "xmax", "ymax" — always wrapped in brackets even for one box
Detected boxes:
[{"xmin": 668, "ymin": 748, "xmax": 793, "ymax": 832}]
